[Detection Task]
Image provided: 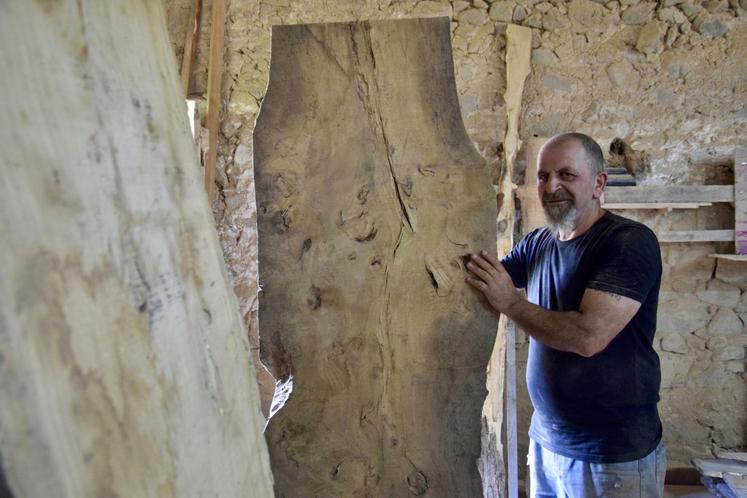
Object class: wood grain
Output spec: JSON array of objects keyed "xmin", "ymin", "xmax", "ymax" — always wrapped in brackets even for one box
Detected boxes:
[
  {"xmin": 0, "ymin": 2, "xmax": 273, "ymax": 496},
  {"xmin": 204, "ymin": 0, "xmax": 225, "ymax": 201},
  {"xmin": 255, "ymin": 18, "xmax": 498, "ymax": 497}
]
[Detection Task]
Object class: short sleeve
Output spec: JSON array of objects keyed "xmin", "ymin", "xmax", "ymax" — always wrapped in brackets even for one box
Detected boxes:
[
  {"xmin": 586, "ymin": 225, "xmax": 662, "ymax": 303},
  {"xmin": 501, "ymin": 232, "xmax": 534, "ymax": 289}
]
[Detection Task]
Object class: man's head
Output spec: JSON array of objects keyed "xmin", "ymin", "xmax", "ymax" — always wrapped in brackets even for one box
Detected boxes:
[{"xmin": 536, "ymin": 133, "xmax": 607, "ymax": 234}]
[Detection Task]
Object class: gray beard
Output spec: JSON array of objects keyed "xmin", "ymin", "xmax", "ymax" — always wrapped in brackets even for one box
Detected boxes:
[{"xmin": 543, "ymin": 201, "xmax": 578, "ymax": 234}]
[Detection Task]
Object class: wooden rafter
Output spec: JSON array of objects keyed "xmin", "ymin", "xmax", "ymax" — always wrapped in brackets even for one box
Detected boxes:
[
  {"xmin": 180, "ymin": 0, "xmax": 202, "ymax": 96},
  {"xmin": 204, "ymin": 0, "xmax": 225, "ymax": 202}
]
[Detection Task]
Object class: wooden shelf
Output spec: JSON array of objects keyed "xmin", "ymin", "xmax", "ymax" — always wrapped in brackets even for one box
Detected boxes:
[
  {"xmin": 709, "ymin": 254, "xmax": 747, "ymax": 261},
  {"xmin": 602, "ymin": 185, "xmax": 733, "ymax": 206},
  {"xmin": 603, "ymin": 202, "xmax": 711, "ymax": 210},
  {"xmin": 659, "ymin": 230, "xmax": 734, "ymax": 243},
  {"xmin": 601, "ymin": 147, "xmax": 745, "ymax": 258}
]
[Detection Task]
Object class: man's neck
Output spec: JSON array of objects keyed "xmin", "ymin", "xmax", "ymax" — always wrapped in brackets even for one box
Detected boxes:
[{"xmin": 556, "ymin": 205, "xmax": 606, "ymax": 241}]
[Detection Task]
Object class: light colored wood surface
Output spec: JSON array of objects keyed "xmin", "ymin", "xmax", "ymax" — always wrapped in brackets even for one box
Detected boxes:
[
  {"xmin": 603, "ymin": 202, "xmax": 712, "ymax": 210},
  {"xmin": 255, "ymin": 18, "xmax": 498, "ymax": 497},
  {"xmin": 179, "ymin": 0, "xmax": 202, "ymax": 96},
  {"xmin": 0, "ymin": 2, "xmax": 274, "ymax": 497},
  {"xmin": 204, "ymin": 0, "xmax": 225, "ymax": 201},
  {"xmin": 602, "ymin": 185, "xmax": 734, "ymax": 204},
  {"xmin": 496, "ymin": 23, "xmax": 533, "ymax": 498},
  {"xmin": 659, "ymin": 229, "xmax": 735, "ymax": 242},
  {"xmin": 516, "ymin": 137, "xmax": 549, "ymax": 233},
  {"xmin": 724, "ymin": 473, "xmax": 747, "ymax": 497},
  {"xmin": 709, "ymin": 254, "xmax": 747, "ymax": 261},
  {"xmin": 735, "ymin": 146, "xmax": 746, "ymax": 254}
]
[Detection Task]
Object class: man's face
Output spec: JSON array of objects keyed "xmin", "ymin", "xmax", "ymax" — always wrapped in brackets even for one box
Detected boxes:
[{"xmin": 536, "ymin": 140, "xmax": 603, "ymax": 231}]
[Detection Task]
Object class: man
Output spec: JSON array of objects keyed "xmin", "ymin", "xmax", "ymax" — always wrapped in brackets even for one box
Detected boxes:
[{"xmin": 466, "ymin": 133, "xmax": 665, "ymax": 498}]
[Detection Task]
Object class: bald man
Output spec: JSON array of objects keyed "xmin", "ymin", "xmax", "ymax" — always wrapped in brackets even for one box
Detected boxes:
[{"xmin": 467, "ymin": 133, "xmax": 665, "ymax": 498}]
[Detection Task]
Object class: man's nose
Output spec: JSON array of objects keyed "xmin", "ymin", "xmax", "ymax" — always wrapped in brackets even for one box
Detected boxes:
[{"xmin": 546, "ymin": 175, "xmax": 564, "ymax": 192}]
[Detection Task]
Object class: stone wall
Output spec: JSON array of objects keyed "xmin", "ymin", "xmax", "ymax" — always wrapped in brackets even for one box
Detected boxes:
[{"xmin": 165, "ymin": 0, "xmax": 747, "ymax": 477}]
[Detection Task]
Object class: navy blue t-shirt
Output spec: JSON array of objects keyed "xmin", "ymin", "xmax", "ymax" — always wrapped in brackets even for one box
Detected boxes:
[{"xmin": 501, "ymin": 211, "xmax": 663, "ymax": 463}]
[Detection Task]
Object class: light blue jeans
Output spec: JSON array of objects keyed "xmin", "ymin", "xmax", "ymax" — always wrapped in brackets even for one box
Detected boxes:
[{"xmin": 528, "ymin": 439, "xmax": 667, "ymax": 498}]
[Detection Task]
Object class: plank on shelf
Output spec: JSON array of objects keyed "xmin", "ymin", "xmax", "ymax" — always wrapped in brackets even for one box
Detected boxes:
[
  {"xmin": 658, "ymin": 230, "xmax": 734, "ymax": 242},
  {"xmin": 736, "ymin": 146, "xmax": 746, "ymax": 254},
  {"xmin": 603, "ymin": 202, "xmax": 712, "ymax": 210},
  {"xmin": 723, "ymin": 474, "xmax": 747, "ymax": 498},
  {"xmin": 602, "ymin": 185, "xmax": 733, "ymax": 204},
  {"xmin": 692, "ymin": 457, "xmax": 747, "ymax": 478}
]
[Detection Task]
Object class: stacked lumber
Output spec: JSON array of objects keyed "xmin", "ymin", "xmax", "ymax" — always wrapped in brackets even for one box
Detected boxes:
[{"xmin": 693, "ymin": 454, "xmax": 747, "ymax": 498}]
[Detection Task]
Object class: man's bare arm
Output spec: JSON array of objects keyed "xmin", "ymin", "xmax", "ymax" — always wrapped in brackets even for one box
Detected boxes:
[{"xmin": 466, "ymin": 250, "xmax": 641, "ymax": 357}]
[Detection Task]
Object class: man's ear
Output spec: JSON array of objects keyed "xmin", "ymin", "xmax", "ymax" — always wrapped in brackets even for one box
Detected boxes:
[{"xmin": 592, "ymin": 171, "xmax": 608, "ymax": 200}]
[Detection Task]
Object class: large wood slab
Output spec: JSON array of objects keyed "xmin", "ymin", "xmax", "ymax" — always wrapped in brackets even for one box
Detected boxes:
[
  {"xmin": 0, "ymin": 2, "xmax": 273, "ymax": 497},
  {"xmin": 255, "ymin": 17, "xmax": 498, "ymax": 497}
]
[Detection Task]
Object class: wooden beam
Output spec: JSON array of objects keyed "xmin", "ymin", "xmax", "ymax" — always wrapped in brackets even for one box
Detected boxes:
[
  {"xmin": 735, "ymin": 146, "xmax": 746, "ymax": 254},
  {"xmin": 516, "ymin": 137, "xmax": 550, "ymax": 233},
  {"xmin": 502, "ymin": 24, "xmax": 532, "ymax": 498},
  {"xmin": 659, "ymin": 230, "xmax": 734, "ymax": 242},
  {"xmin": 602, "ymin": 185, "xmax": 734, "ymax": 205},
  {"xmin": 603, "ymin": 202, "xmax": 712, "ymax": 210},
  {"xmin": 180, "ymin": 0, "xmax": 202, "ymax": 96},
  {"xmin": 709, "ymin": 254, "xmax": 747, "ymax": 261},
  {"xmin": 204, "ymin": 0, "xmax": 225, "ymax": 202}
]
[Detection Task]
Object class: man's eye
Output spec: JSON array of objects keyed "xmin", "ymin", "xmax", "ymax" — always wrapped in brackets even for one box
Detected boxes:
[
  {"xmin": 561, "ymin": 172, "xmax": 575, "ymax": 179},
  {"xmin": 537, "ymin": 174, "xmax": 548, "ymax": 182}
]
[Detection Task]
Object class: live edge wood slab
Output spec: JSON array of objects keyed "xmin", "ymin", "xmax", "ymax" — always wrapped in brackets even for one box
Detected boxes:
[
  {"xmin": 0, "ymin": 2, "xmax": 273, "ymax": 497},
  {"xmin": 254, "ymin": 17, "xmax": 499, "ymax": 497}
]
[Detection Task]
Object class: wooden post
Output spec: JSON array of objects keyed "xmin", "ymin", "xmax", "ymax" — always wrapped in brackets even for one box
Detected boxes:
[
  {"xmin": 180, "ymin": 0, "xmax": 202, "ymax": 96},
  {"xmin": 502, "ymin": 24, "xmax": 533, "ymax": 498},
  {"xmin": 736, "ymin": 146, "xmax": 747, "ymax": 254},
  {"xmin": 204, "ymin": 0, "xmax": 225, "ymax": 202}
]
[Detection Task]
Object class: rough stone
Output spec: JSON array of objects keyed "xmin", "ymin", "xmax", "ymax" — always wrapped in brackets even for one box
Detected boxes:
[
  {"xmin": 636, "ymin": 20, "xmax": 665, "ymax": 55},
  {"xmin": 606, "ymin": 59, "xmax": 641, "ymax": 88},
  {"xmin": 513, "ymin": 4, "xmax": 529, "ymax": 22},
  {"xmin": 524, "ymin": 12, "xmax": 544, "ymax": 27},
  {"xmin": 697, "ymin": 280, "xmax": 742, "ymax": 308},
  {"xmin": 412, "ymin": 1, "xmax": 452, "ymax": 16},
  {"xmin": 717, "ymin": 345, "xmax": 747, "ymax": 361},
  {"xmin": 541, "ymin": 73, "xmax": 575, "ymax": 92},
  {"xmin": 622, "ymin": 3, "xmax": 655, "ymax": 25},
  {"xmin": 661, "ymin": 51, "xmax": 691, "ymax": 78},
  {"xmin": 658, "ymin": 6, "xmax": 688, "ymax": 24},
  {"xmin": 474, "ymin": 0, "xmax": 490, "ymax": 8},
  {"xmin": 661, "ymin": 332, "xmax": 690, "ymax": 354},
  {"xmin": 535, "ymin": 1, "xmax": 553, "ymax": 13},
  {"xmin": 705, "ymin": 0, "xmax": 729, "ymax": 13},
  {"xmin": 532, "ymin": 48, "xmax": 559, "ymax": 65},
  {"xmin": 568, "ymin": 0, "xmax": 612, "ymax": 32},
  {"xmin": 726, "ymin": 360, "xmax": 746, "ymax": 373},
  {"xmin": 233, "ymin": 143, "xmax": 252, "ymax": 167},
  {"xmin": 679, "ymin": 2, "xmax": 704, "ymax": 20},
  {"xmin": 708, "ymin": 307, "xmax": 746, "ymax": 336},
  {"xmin": 716, "ymin": 260, "xmax": 747, "ymax": 286},
  {"xmin": 542, "ymin": 7, "xmax": 572, "ymax": 30},
  {"xmin": 453, "ymin": 0, "xmax": 472, "ymax": 14},
  {"xmin": 658, "ymin": 292, "xmax": 713, "ymax": 334},
  {"xmin": 693, "ymin": 13, "xmax": 730, "ymax": 37},
  {"xmin": 458, "ymin": 7, "xmax": 489, "ymax": 24},
  {"xmin": 488, "ymin": 0, "xmax": 516, "ymax": 21}
]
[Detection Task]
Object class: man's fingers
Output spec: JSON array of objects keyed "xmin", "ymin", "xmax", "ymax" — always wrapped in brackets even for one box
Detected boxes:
[
  {"xmin": 466, "ymin": 261, "xmax": 493, "ymax": 283},
  {"xmin": 470, "ymin": 253, "xmax": 499, "ymax": 276},
  {"xmin": 465, "ymin": 276, "xmax": 487, "ymax": 292},
  {"xmin": 480, "ymin": 250, "xmax": 501, "ymax": 268}
]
